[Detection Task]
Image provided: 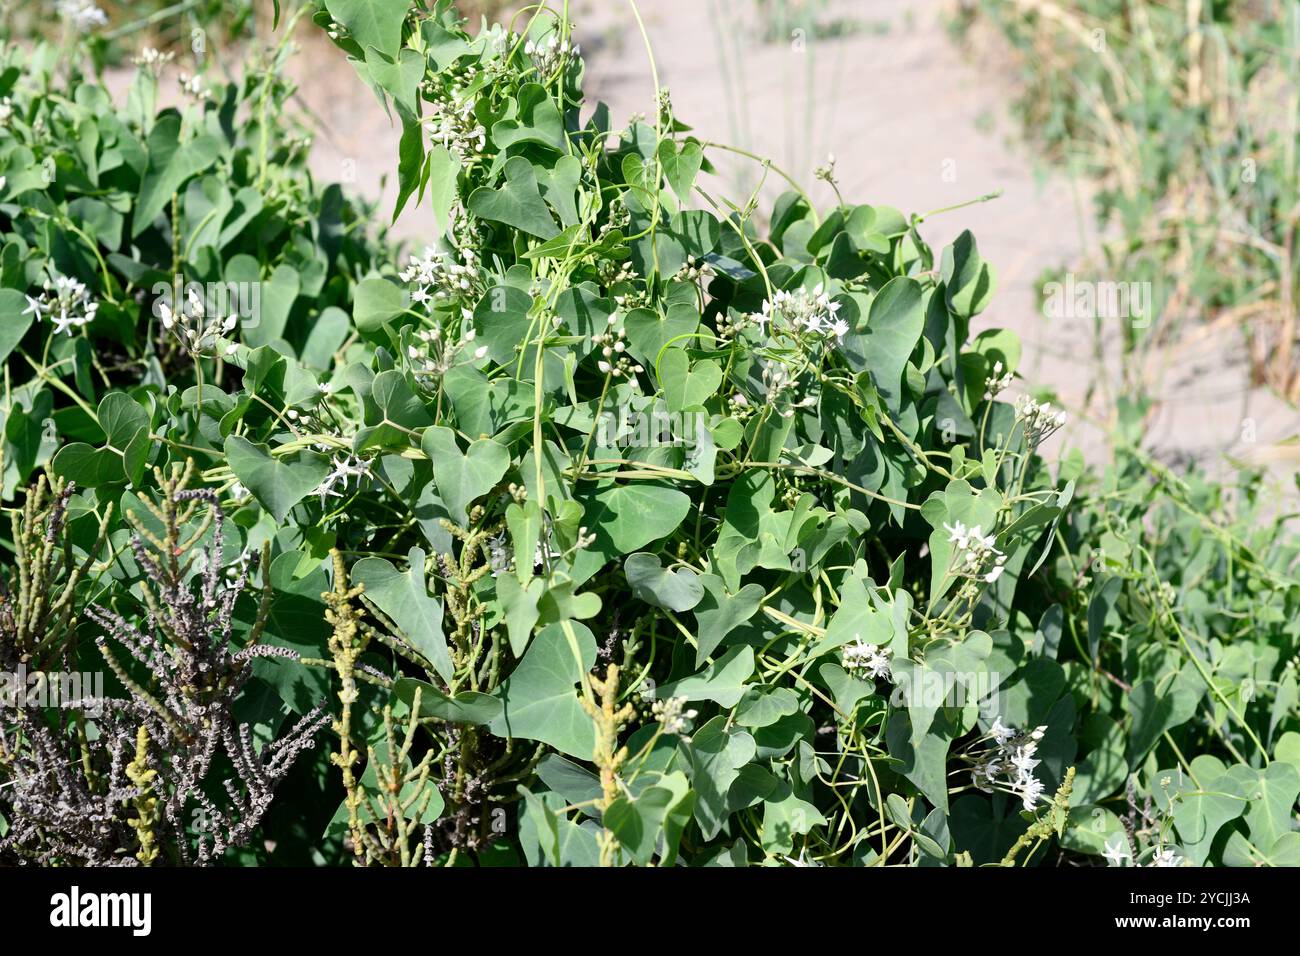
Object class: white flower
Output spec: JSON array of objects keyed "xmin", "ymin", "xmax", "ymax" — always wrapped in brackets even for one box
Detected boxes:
[
  {"xmin": 525, "ymin": 33, "xmax": 581, "ymax": 77},
  {"xmin": 1015, "ymin": 395, "xmax": 1068, "ymax": 447},
  {"xmin": 486, "ymin": 532, "xmax": 513, "ymax": 576},
  {"xmin": 815, "ymin": 153, "xmax": 838, "ymax": 184},
  {"xmin": 158, "ymin": 290, "xmax": 238, "ymax": 356},
  {"xmin": 310, "ymin": 454, "xmax": 372, "ymax": 507},
  {"xmin": 976, "ymin": 717, "xmax": 1054, "ymax": 811},
  {"xmin": 23, "ymin": 273, "xmax": 99, "ymax": 336},
  {"xmin": 971, "ymin": 762, "xmax": 997, "ymax": 793},
  {"xmin": 990, "ymin": 717, "xmax": 1015, "ymax": 745},
  {"xmin": 0, "ymin": 98, "xmax": 12, "ymax": 125},
  {"xmin": 748, "ymin": 285, "xmax": 843, "ymax": 346},
  {"xmin": 1009, "ymin": 747, "xmax": 1040, "ymax": 777},
  {"xmin": 1148, "ymin": 848, "xmax": 1183, "ymax": 868},
  {"xmin": 783, "ymin": 849, "xmax": 822, "ymax": 867},
  {"xmin": 533, "ymin": 536, "xmax": 557, "ymax": 570},
  {"xmin": 841, "ymin": 635, "xmax": 892, "ymax": 681},
  {"xmin": 652, "ymin": 696, "xmax": 699, "ymax": 737},
  {"xmin": 178, "ymin": 73, "xmax": 211, "ymax": 101},
  {"xmin": 1103, "ymin": 837, "xmax": 1132, "ymax": 867},
  {"xmin": 945, "ymin": 521, "xmax": 1006, "ymax": 585},
  {"xmin": 402, "ymin": 245, "xmax": 482, "ymax": 305},
  {"xmin": 132, "ymin": 46, "xmax": 174, "ymax": 78},
  {"xmin": 56, "ymin": 0, "xmax": 107, "ymax": 29},
  {"xmin": 984, "ymin": 360, "xmax": 1014, "ymax": 400},
  {"xmin": 1018, "ymin": 775, "xmax": 1045, "ymax": 811}
]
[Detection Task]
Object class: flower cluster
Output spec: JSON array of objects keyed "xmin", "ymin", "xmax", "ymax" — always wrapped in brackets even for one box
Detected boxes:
[
  {"xmin": 1014, "ymin": 395, "xmax": 1067, "ymax": 447},
  {"xmin": 652, "ymin": 696, "xmax": 698, "ymax": 738},
  {"xmin": 592, "ymin": 316, "xmax": 643, "ymax": 381},
  {"xmin": 525, "ymin": 34, "xmax": 581, "ymax": 79},
  {"xmin": 406, "ymin": 326, "xmax": 488, "ymax": 389},
  {"xmin": 943, "ymin": 519, "xmax": 1007, "ymax": 584},
  {"xmin": 814, "ymin": 152, "xmax": 838, "ymax": 186},
  {"xmin": 487, "ymin": 532, "xmax": 513, "ymax": 576},
  {"xmin": 598, "ymin": 258, "xmax": 637, "ymax": 290},
  {"xmin": 401, "ymin": 245, "xmax": 483, "ymax": 306},
  {"xmin": 159, "ymin": 288, "xmax": 238, "ymax": 358},
  {"xmin": 759, "ymin": 358, "xmax": 817, "ymax": 420},
  {"xmin": 178, "ymin": 74, "xmax": 212, "ymax": 102},
  {"xmin": 132, "ymin": 47, "xmax": 175, "ymax": 78},
  {"xmin": 446, "ymin": 200, "xmax": 484, "ymax": 254},
  {"xmin": 673, "ymin": 255, "xmax": 714, "ymax": 285},
  {"xmin": 1102, "ymin": 839, "xmax": 1184, "ymax": 868},
  {"xmin": 596, "ymin": 193, "xmax": 632, "ymax": 246},
  {"xmin": 612, "ymin": 285, "xmax": 651, "ymax": 311},
  {"xmin": 971, "ymin": 718, "xmax": 1048, "ymax": 811},
  {"xmin": 422, "ymin": 64, "xmax": 488, "ymax": 162},
  {"xmin": 311, "ymin": 454, "xmax": 373, "ymax": 507},
  {"xmin": 841, "ymin": 635, "xmax": 892, "ymax": 680},
  {"xmin": 752, "ymin": 284, "xmax": 848, "ymax": 344},
  {"xmin": 23, "ymin": 274, "xmax": 99, "ymax": 337},
  {"xmin": 56, "ymin": 0, "xmax": 107, "ymax": 29},
  {"xmin": 983, "ymin": 359, "xmax": 1014, "ymax": 400},
  {"xmin": 486, "ymin": 494, "xmax": 597, "ymax": 578},
  {"xmin": 283, "ymin": 391, "xmax": 346, "ymax": 454}
]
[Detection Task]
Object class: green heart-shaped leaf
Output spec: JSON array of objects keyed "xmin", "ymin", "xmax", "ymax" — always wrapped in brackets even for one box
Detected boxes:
[
  {"xmin": 51, "ymin": 392, "xmax": 151, "ymax": 488},
  {"xmin": 942, "ymin": 229, "xmax": 996, "ymax": 318},
  {"xmin": 421, "ymin": 425, "xmax": 510, "ymax": 526},
  {"xmin": 353, "ymin": 276, "xmax": 409, "ymax": 333},
  {"xmin": 658, "ymin": 139, "xmax": 703, "ymax": 201},
  {"xmin": 488, "ymin": 621, "xmax": 598, "ymax": 759},
  {"xmin": 622, "ymin": 302, "xmax": 700, "ymax": 368},
  {"xmin": 467, "ymin": 156, "xmax": 559, "ymax": 239},
  {"xmin": 659, "ymin": 349, "xmax": 722, "ymax": 412},
  {"xmin": 657, "ymin": 645, "xmax": 755, "ymax": 707},
  {"xmin": 624, "ymin": 552, "xmax": 704, "ymax": 612},
  {"xmin": 691, "ymin": 574, "xmax": 759, "ymax": 665},
  {"xmin": 322, "ymin": 0, "xmax": 408, "ymax": 59},
  {"xmin": 393, "ymin": 679, "xmax": 502, "ymax": 725},
  {"xmin": 225, "ymin": 435, "xmax": 330, "ymax": 524},
  {"xmin": 353, "ymin": 546, "xmax": 452, "ymax": 681},
  {"xmin": 356, "ymin": 369, "xmax": 433, "ymax": 451},
  {"xmin": 0, "ymin": 289, "xmax": 35, "ymax": 363},
  {"xmin": 498, "ymin": 572, "xmax": 544, "ymax": 656},
  {"xmin": 492, "ymin": 83, "xmax": 566, "ymax": 152}
]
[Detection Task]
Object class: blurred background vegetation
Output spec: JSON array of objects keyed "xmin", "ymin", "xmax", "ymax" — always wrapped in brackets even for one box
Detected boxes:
[{"xmin": 954, "ymin": 0, "xmax": 1300, "ymax": 407}]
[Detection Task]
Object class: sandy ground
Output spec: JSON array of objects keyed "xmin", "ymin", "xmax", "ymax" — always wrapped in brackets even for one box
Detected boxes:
[{"xmin": 175, "ymin": 0, "xmax": 1300, "ymax": 480}]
